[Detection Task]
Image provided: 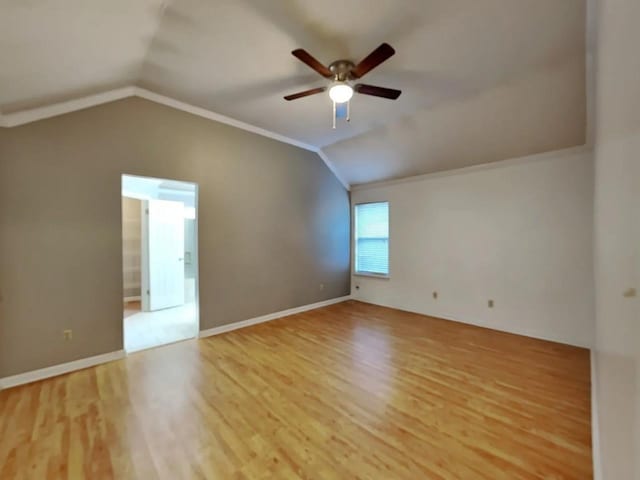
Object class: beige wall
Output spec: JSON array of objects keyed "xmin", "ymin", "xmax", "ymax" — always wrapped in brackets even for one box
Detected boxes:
[
  {"xmin": 0, "ymin": 97, "xmax": 350, "ymax": 377},
  {"xmin": 593, "ymin": 0, "xmax": 640, "ymax": 477},
  {"xmin": 121, "ymin": 196, "xmax": 142, "ymax": 299},
  {"xmin": 351, "ymin": 148, "xmax": 595, "ymax": 348}
]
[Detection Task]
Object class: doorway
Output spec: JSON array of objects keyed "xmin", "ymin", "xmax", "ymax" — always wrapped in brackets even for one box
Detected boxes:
[{"xmin": 121, "ymin": 174, "xmax": 199, "ymax": 352}]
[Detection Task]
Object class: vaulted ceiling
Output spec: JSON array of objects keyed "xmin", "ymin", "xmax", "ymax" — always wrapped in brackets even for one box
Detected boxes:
[{"xmin": 0, "ymin": 0, "xmax": 587, "ymax": 186}]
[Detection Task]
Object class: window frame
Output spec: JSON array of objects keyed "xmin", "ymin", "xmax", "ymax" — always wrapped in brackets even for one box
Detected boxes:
[{"xmin": 353, "ymin": 201, "xmax": 390, "ymax": 279}]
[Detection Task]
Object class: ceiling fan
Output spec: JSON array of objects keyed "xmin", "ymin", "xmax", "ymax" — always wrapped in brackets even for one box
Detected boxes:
[{"xmin": 284, "ymin": 43, "xmax": 401, "ymax": 128}]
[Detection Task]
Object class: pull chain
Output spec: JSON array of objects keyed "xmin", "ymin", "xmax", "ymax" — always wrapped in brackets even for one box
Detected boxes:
[{"xmin": 332, "ymin": 100, "xmax": 336, "ymax": 129}]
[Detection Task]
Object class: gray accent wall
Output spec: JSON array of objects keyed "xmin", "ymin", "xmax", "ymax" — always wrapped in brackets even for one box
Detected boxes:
[{"xmin": 0, "ymin": 97, "xmax": 350, "ymax": 377}]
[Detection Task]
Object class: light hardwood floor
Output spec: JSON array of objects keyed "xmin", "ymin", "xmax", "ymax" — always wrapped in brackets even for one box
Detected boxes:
[{"xmin": 0, "ymin": 300, "xmax": 592, "ymax": 479}]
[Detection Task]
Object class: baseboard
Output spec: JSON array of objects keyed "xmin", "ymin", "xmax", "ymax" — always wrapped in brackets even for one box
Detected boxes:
[
  {"xmin": 0, "ymin": 297, "xmax": 352, "ymax": 389},
  {"xmin": 199, "ymin": 295, "xmax": 352, "ymax": 338},
  {"xmin": 351, "ymin": 298, "xmax": 591, "ymax": 348},
  {"xmin": 124, "ymin": 296, "xmax": 141, "ymax": 303},
  {"xmin": 590, "ymin": 349, "xmax": 603, "ymax": 479},
  {"xmin": 444, "ymin": 313, "xmax": 591, "ymax": 348},
  {"xmin": 0, "ymin": 350, "xmax": 125, "ymax": 390}
]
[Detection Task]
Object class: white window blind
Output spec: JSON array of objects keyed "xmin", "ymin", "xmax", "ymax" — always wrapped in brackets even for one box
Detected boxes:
[{"xmin": 355, "ymin": 202, "xmax": 389, "ymax": 275}]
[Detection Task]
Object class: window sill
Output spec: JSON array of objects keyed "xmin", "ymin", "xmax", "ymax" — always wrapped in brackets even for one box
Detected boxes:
[{"xmin": 353, "ymin": 272, "xmax": 390, "ymax": 280}]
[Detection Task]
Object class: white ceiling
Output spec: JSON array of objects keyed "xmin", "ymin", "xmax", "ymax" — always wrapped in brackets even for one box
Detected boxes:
[{"xmin": 0, "ymin": 0, "xmax": 587, "ymax": 185}]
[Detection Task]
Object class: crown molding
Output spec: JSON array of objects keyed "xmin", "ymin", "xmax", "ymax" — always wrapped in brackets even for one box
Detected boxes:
[
  {"xmin": 0, "ymin": 86, "xmax": 314, "ymax": 152},
  {"xmin": 0, "ymin": 85, "xmax": 350, "ymax": 190},
  {"xmin": 132, "ymin": 89, "xmax": 349, "ymax": 190},
  {"xmin": 351, "ymin": 145, "xmax": 593, "ymax": 191},
  {"xmin": 0, "ymin": 87, "xmax": 136, "ymax": 128},
  {"xmin": 132, "ymin": 87, "xmax": 318, "ymax": 152}
]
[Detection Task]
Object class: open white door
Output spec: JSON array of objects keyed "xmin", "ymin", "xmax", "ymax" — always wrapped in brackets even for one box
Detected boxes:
[{"xmin": 142, "ymin": 199, "xmax": 185, "ymax": 311}]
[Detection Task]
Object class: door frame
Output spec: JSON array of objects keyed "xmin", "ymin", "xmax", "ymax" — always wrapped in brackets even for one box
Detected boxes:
[{"xmin": 121, "ymin": 173, "xmax": 200, "ymax": 352}]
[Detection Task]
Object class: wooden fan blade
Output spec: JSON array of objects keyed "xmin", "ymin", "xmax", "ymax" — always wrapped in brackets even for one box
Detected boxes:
[
  {"xmin": 355, "ymin": 84, "xmax": 402, "ymax": 100},
  {"xmin": 291, "ymin": 49, "xmax": 333, "ymax": 78},
  {"xmin": 284, "ymin": 87, "xmax": 327, "ymax": 101},
  {"xmin": 351, "ymin": 43, "xmax": 396, "ymax": 79}
]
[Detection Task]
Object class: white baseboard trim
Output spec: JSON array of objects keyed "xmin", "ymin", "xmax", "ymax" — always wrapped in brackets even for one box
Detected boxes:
[
  {"xmin": 0, "ymin": 350, "xmax": 125, "ymax": 390},
  {"xmin": 124, "ymin": 296, "xmax": 141, "ymax": 303},
  {"xmin": 351, "ymin": 298, "xmax": 591, "ymax": 348},
  {"xmin": 590, "ymin": 349, "xmax": 603, "ymax": 479},
  {"xmin": 199, "ymin": 295, "xmax": 352, "ymax": 338},
  {"xmin": 0, "ymin": 297, "xmax": 352, "ymax": 389}
]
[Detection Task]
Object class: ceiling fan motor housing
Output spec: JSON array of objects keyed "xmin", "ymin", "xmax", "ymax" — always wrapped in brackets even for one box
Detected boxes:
[{"xmin": 329, "ymin": 60, "xmax": 356, "ymax": 82}]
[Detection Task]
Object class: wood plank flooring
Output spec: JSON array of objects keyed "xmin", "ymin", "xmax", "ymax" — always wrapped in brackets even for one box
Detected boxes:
[{"xmin": 0, "ymin": 300, "xmax": 592, "ymax": 479}]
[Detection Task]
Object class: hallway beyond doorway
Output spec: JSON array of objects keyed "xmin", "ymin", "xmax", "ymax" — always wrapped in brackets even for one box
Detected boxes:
[
  {"xmin": 121, "ymin": 174, "xmax": 199, "ymax": 353},
  {"xmin": 123, "ymin": 300, "xmax": 197, "ymax": 352}
]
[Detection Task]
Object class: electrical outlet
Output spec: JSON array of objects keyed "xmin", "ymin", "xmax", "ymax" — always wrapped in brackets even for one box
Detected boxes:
[
  {"xmin": 63, "ymin": 329, "xmax": 73, "ymax": 341},
  {"xmin": 433, "ymin": 291, "xmax": 438, "ymax": 299},
  {"xmin": 319, "ymin": 283, "xmax": 324, "ymax": 291},
  {"xmin": 488, "ymin": 300, "xmax": 494, "ymax": 308}
]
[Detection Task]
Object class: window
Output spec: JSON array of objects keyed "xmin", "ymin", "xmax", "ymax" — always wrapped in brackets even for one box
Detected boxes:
[{"xmin": 354, "ymin": 202, "xmax": 389, "ymax": 276}]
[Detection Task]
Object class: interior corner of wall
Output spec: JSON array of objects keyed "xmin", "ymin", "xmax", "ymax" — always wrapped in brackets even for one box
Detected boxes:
[{"xmin": 317, "ymin": 149, "xmax": 350, "ymax": 191}]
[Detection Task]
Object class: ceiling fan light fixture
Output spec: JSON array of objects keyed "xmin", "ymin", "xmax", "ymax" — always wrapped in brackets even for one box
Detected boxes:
[
  {"xmin": 285, "ymin": 44, "xmax": 401, "ymax": 129},
  {"xmin": 329, "ymin": 83, "xmax": 353, "ymax": 103}
]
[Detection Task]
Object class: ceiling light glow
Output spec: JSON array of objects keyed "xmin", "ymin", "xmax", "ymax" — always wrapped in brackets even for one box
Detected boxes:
[{"xmin": 329, "ymin": 83, "xmax": 353, "ymax": 103}]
